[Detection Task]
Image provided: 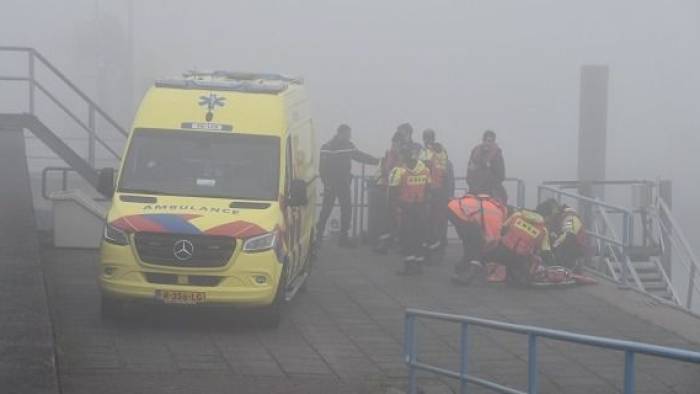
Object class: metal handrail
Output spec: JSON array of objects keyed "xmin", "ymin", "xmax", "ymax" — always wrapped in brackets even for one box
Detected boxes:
[
  {"xmin": 596, "ymin": 205, "xmax": 644, "ymax": 289},
  {"xmin": 404, "ymin": 308, "xmax": 700, "ymax": 394},
  {"xmin": 33, "ymin": 80, "xmax": 122, "ymax": 159},
  {"xmin": 0, "ymin": 46, "xmax": 127, "ymax": 169},
  {"xmin": 656, "ymin": 200, "xmax": 700, "ymax": 309},
  {"xmin": 538, "ymin": 184, "xmax": 631, "ymax": 215}
]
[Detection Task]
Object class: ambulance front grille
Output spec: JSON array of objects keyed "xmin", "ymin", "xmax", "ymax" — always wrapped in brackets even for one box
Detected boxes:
[{"xmin": 134, "ymin": 232, "xmax": 235, "ymax": 268}]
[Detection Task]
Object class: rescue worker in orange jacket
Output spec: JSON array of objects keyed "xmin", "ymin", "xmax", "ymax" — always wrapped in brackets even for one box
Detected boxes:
[
  {"xmin": 484, "ymin": 206, "xmax": 554, "ymax": 286},
  {"xmin": 447, "ymin": 194, "xmax": 508, "ymax": 284},
  {"xmin": 421, "ymin": 129, "xmax": 450, "ymax": 256},
  {"xmin": 372, "ymin": 130, "xmax": 407, "ymax": 254},
  {"xmin": 389, "ymin": 144, "xmax": 431, "ymax": 275},
  {"xmin": 538, "ymin": 199, "xmax": 587, "ymax": 272}
]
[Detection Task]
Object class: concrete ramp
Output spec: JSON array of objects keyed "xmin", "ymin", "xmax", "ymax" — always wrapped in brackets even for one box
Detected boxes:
[{"xmin": 0, "ymin": 128, "xmax": 59, "ymax": 393}]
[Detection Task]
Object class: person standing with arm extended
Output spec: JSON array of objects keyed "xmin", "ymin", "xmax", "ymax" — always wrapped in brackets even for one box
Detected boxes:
[
  {"xmin": 316, "ymin": 124, "xmax": 379, "ymax": 248},
  {"xmin": 466, "ymin": 130, "xmax": 507, "ymax": 204}
]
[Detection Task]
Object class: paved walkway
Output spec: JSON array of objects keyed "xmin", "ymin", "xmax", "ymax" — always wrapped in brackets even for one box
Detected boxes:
[
  {"xmin": 42, "ymin": 242, "xmax": 700, "ymax": 394},
  {"xmin": 0, "ymin": 129, "xmax": 58, "ymax": 394}
]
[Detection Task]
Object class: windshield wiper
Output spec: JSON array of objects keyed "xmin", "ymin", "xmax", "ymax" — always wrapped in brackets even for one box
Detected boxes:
[{"xmin": 119, "ymin": 188, "xmax": 170, "ymax": 196}]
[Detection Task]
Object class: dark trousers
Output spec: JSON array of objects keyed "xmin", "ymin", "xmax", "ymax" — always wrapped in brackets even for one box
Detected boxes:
[
  {"xmin": 553, "ymin": 233, "xmax": 584, "ymax": 269},
  {"xmin": 447, "ymin": 210, "xmax": 483, "ymax": 262},
  {"xmin": 483, "ymin": 244, "xmax": 532, "ymax": 287},
  {"xmin": 317, "ymin": 180, "xmax": 352, "ymax": 238},
  {"xmin": 399, "ymin": 203, "xmax": 427, "ymax": 258}
]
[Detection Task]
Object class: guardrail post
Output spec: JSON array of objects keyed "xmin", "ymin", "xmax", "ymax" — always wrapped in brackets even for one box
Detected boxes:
[
  {"xmin": 528, "ymin": 334, "xmax": 539, "ymax": 394},
  {"xmin": 88, "ymin": 103, "xmax": 96, "ymax": 168},
  {"xmin": 623, "ymin": 351, "xmax": 635, "ymax": 394},
  {"xmin": 460, "ymin": 323, "xmax": 469, "ymax": 394},
  {"xmin": 404, "ymin": 313, "xmax": 417, "ymax": 394},
  {"xmin": 618, "ymin": 212, "xmax": 631, "ymax": 288},
  {"xmin": 359, "ymin": 164, "xmax": 366, "ymax": 236},
  {"xmin": 28, "ymin": 49, "xmax": 35, "ymax": 115},
  {"xmin": 687, "ymin": 263, "xmax": 696, "ymax": 310}
]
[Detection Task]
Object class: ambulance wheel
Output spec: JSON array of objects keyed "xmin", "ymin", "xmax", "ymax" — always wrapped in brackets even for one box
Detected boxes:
[
  {"xmin": 100, "ymin": 295, "xmax": 124, "ymax": 321},
  {"xmin": 258, "ymin": 264, "xmax": 288, "ymax": 329}
]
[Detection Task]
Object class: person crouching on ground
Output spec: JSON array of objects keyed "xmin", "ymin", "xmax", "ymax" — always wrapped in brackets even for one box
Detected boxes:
[
  {"xmin": 537, "ymin": 198, "xmax": 588, "ymax": 272},
  {"xmin": 483, "ymin": 205, "xmax": 555, "ymax": 287},
  {"xmin": 447, "ymin": 194, "xmax": 508, "ymax": 285}
]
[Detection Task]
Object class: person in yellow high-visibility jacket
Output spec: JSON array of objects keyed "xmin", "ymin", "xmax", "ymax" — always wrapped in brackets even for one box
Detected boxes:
[
  {"xmin": 420, "ymin": 129, "xmax": 450, "ymax": 257},
  {"xmin": 538, "ymin": 199, "xmax": 588, "ymax": 272},
  {"xmin": 389, "ymin": 144, "xmax": 431, "ymax": 275}
]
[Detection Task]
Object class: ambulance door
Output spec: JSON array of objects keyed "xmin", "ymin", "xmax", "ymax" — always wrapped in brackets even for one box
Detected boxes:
[{"xmin": 284, "ymin": 135, "xmax": 303, "ymax": 279}]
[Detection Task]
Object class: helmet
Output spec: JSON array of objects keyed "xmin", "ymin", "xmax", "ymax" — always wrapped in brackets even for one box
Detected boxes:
[
  {"xmin": 337, "ymin": 124, "xmax": 351, "ymax": 134},
  {"xmin": 536, "ymin": 198, "xmax": 560, "ymax": 218},
  {"xmin": 397, "ymin": 122, "xmax": 413, "ymax": 137}
]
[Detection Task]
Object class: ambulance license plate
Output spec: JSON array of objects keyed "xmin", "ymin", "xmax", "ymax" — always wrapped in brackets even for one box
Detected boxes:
[{"xmin": 155, "ymin": 290, "xmax": 206, "ymax": 304}]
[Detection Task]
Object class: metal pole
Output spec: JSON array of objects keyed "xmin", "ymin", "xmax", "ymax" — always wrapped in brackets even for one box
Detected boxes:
[
  {"xmin": 351, "ymin": 176, "xmax": 358, "ymax": 239},
  {"xmin": 88, "ymin": 104, "xmax": 96, "ymax": 168},
  {"xmin": 360, "ymin": 164, "xmax": 366, "ymax": 235},
  {"xmin": 62, "ymin": 169, "xmax": 69, "ymax": 192},
  {"xmin": 528, "ymin": 334, "xmax": 539, "ymax": 394},
  {"xmin": 459, "ymin": 323, "xmax": 470, "ymax": 394},
  {"xmin": 687, "ymin": 263, "xmax": 696, "ymax": 310},
  {"xmin": 623, "ymin": 351, "xmax": 635, "ymax": 394},
  {"xmin": 405, "ymin": 314, "xmax": 417, "ymax": 394},
  {"xmin": 28, "ymin": 50, "xmax": 35, "ymax": 115}
]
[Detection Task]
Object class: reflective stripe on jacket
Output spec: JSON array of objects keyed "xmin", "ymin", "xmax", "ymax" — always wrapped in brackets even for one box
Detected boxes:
[
  {"xmin": 553, "ymin": 208, "xmax": 586, "ymax": 248},
  {"xmin": 389, "ymin": 161, "xmax": 431, "ymax": 204}
]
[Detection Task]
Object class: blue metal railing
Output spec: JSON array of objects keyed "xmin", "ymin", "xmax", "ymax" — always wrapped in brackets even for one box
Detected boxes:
[{"xmin": 404, "ymin": 308, "xmax": 700, "ymax": 394}]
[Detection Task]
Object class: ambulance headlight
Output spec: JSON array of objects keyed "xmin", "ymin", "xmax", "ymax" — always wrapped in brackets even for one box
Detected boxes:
[
  {"xmin": 243, "ymin": 231, "xmax": 277, "ymax": 252},
  {"xmin": 103, "ymin": 223, "xmax": 129, "ymax": 246}
]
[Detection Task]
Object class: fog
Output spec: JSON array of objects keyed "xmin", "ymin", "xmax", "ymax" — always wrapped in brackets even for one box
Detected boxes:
[{"xmin": 2, "ymin": 0, "xmax": 699, "ymax": 242}]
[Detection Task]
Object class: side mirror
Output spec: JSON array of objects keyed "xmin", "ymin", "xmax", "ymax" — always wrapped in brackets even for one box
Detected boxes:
[
  {"xmin": 97, "ymin": 167, "xmax": 115, "ymax": 198},
  {"xmin": 288, "ymin": 179, "xmax": 308, "ymax": 207}
]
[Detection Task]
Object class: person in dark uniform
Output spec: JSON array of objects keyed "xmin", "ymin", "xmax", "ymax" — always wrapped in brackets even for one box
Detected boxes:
[
  {"xmin": 466, "ymin": 130, "xmax": 507, "ymax": 204},
  {"xmin": 316, "ymin": 124, "xmax": 379, "ymax": 248}
]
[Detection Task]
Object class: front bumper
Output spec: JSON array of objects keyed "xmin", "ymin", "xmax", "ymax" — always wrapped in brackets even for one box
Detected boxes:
[{"xmin": 99, "ymin": 242, "xmax": 282, "ymax": 307}]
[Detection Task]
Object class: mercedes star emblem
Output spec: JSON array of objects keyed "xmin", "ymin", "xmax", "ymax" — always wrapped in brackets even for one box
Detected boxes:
[{"xmin": 173, "ymin": 239, "xmax": 194, "ymax": 261}]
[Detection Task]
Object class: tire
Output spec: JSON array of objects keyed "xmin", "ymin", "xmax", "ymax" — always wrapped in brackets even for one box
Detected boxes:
[
  {"xmin": 100, "ymin": 295, "xmax": 124, "ymax": 321},
  {"xmin": 258, "ymin": 264, "xmax": 288, "ymax": 329}
]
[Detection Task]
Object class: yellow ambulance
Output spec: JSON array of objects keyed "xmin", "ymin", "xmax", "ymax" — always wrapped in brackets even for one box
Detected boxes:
[{"xmin": 96, "ymin": 71, "xmax": 317, "ymax": 327}]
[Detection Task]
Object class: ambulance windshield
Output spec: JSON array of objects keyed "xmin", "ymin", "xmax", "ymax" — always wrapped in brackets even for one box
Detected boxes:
[{"xmin": 118, "ymin": 128, "xmax": 280, "ymax": 201}]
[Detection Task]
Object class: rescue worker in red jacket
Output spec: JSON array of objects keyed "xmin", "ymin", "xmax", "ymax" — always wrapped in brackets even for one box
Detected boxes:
[
  {"xmin": 484, "ymin": 206, "xmax": 554, "ymax": 286},
  {"xmin": 447, "ymin": 194, "xmax": 508, "ymax": 284},
  {"xmin": 420, "ymin": 129, "xmax": 450, "ymax": 256},
  {"xmin": 538, "ymin": 199, "xmax": 587, "ymax": 272},
  {"xmin": 389, "ymin": 144, "xmax": 431, "ymax": 275},
  {"xmin": 372, "ymin": 130, "xmax": 406, "ymax": 254},
  {"xmin": 466, "ymin": 130, "xmax": 507, "ymax": 204}
]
